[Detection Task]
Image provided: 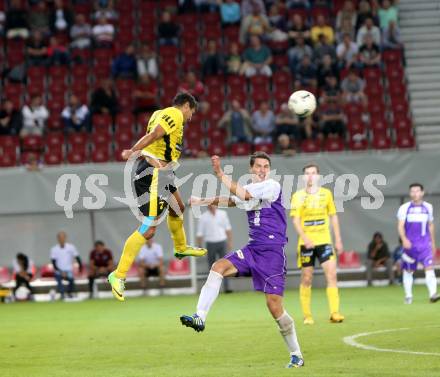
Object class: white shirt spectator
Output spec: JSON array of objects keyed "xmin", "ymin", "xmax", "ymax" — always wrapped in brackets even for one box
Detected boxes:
[
  {"xmin": 197, "ymin": 209, "xmax": 232, "ymax": 243},
  {"xmin": 51, "ymin": 243, "xmax": 79, "ymax": 272},
  {"xmin": 70, "ymin": 22, "xmax": 92, "ymax": 48},
  {"xmin": 61, "ymin": 104, "xmax": 89, "ymax": 123},
  {"xmin": 22, "ymin": 104, "xmax": 49, "ymax": 131},
  {"xmin": 92, "ymin": 23, "xmax": 115, "ymax": 43},
  {"xmin": 137, "ymin": 55, "xmax": 158, "ymax": 79},
  {"xmin": 137, "ymin": 243, "xmax": 163, "ymax": 266},
  {"xmin": 356, "ymin": 24, "xmax": 381, "ymax": 46},
  {"xmin": 336, "ymin": 41, "xmax": 359, "ymax": 63}
]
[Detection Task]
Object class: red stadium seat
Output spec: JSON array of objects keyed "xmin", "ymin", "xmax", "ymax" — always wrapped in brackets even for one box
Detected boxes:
[
  {"xmin": 91, "ymin": 146, "xmax": 110, "ymax": 163},
  {"xmin": 44, "ymin": 148, "xmax": 64, "ymax": 165},
  {"xmin": 392, "ymin": 115, "xmax": 412, "ymax": 131},
  {"xmin": 47, "ymin": 116, "xmax": 63, "ymax": 131},
  {"xmin": 92, "ymin": 132, "xmax": 112, "ymax": 147},
  {"xmin": 348, "ymin": 133, "xmax": 368, "ymax": 151},
  {"xmin": 369, "ymin": 114, "xmax": 388, "ymax": 132},
  {"xmin": 231, "ymin": 142, "xmax": 251, "ymax": 156},
  {"xmin": 272, "ymin": 70, "xmax": 293, "ymax": 90},
  {"xmin": 208, "ymin": 142, "xmax": 227, "ymax": 156},
  {"xmin": 67, "ymin": 149, "xmax": 88, "ymax": 164},
  {"xmin": 300, "ymin": 139, "xmax": 321, "ymax": 153},
  {"xmin": 324, "ymin": 137, "xmax": 345, "ymax": 152},
  {"xmin": 383, "ymin": 49, "xmax": 403, "ymax": 65},
  {"xmin": 92, "ymin": 113, "xmax": 113, "ymax": 130},
  {"xmin": 115, "ymin": 113, "xmax": 135, "ymax": 130},
  {"xmin": 40, "ymin": 263, "xmax": 55, "ymax": 278},
  {"xmin": 254, "ymin": 143, "xmax": 274, "ymax": 154},
  {"xmin": 338, "ymin": 251, "xmax": 361, "ymax": 269},
  {"xmin": 167, "ymin": 258, "xmax": 190, "ymax": 276},
  {"xmin": 372, "ymin": 131, "xmax": 392, "ymax": 150},
  {"xmin": 0, "ymin": 266, "xmax": 11, "ymax": 284},
  {"xmin": 67, "ymin": 132, "xmax": 88, "ymax": 146},
  {"xmin": 395, "ymin": 130, "xmax": 415, "ymax": 149},
  {"xmin": 21, "ymin": 135, "xmax": 44, "ymax": 151}
]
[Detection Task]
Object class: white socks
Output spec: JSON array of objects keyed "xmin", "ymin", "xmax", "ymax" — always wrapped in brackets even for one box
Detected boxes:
[
  {"xmin": 403, "ymin": 270, "xmax": 413, "ymax": 299},
  {"xmin": 196, "ymin": 270, "xmax": 223, "ymax": 321},
  {"xmin": 276, "ymin": 311, "xmax": 302, "ymax": 357},
  {"xmin": 425, "ymin": 269, "xmax": 438, "ymax": 298}
]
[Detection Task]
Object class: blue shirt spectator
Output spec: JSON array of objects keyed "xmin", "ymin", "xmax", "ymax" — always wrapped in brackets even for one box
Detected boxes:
[
  {"xmin": 221, "ymin": 0, "xmax": 241, "ymax": 25},
  {"xmin": 112, "ymin": 44, "xmax": 137, "ymax": 79}
]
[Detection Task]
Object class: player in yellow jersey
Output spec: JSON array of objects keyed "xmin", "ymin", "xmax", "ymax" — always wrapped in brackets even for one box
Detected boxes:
[
  {"xmin": 290, "ymin": 163, "xmax": 344, "ymax": 324},
  {"xmin": 108, "ymin": 93, "xmax": 207, "ymax": 301}
]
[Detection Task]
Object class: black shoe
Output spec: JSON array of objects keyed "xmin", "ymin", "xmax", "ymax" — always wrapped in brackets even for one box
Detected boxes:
[
  {"xmin": 430, "ymin": 294, "xmax": 440, "ymax": 303},
  {"xmin": 224, "ymin": 289, "xmax": 233, "ymax": 294}
]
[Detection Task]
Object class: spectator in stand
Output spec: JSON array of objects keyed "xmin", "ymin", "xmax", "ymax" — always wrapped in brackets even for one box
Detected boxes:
[
  {"xmin": 201, "ymin": 39, "xmax": 225, "ymax": 78},
  {"xmin": 47, "ymin": 36, "xmax": 70, "ymax": 65},
  {"xmin": 91, "ymin": 78, "xmax": 118, "ymax": 115},
  {"xmin": 196, "ymin": 204, "xmax": 233, "ymax": 292},
  {"xmin": 26, "ymin": 30, "xmax": 48, "ymax": 66},
  {"xmin": 62, "ymin": 94, "xmax": 90, "ymax": 132},
  {"xmin": 357, "ymin": 16, "xmax": 381, "ymax": 46},
  {"xmin": 337, "ymin": 17, "xmax": 356, "ymax": 43},
  {"xmin": 382, "ymin": 20, "xmax": 402, "ymax": 50},
  {"xmin": 28, "ymin": 1, "xmax": 50, "ymax": 34},
  {"xmin": 218, "ymin": 99, "xmax": 253, "ymax": 143},
  {"xmin": 319, "ymin": 101, "xmax": 346, "ymax": 138},
  {"xmin": 276, "ymin": 133, "xmax": 296, "ymax": 156},
  {"xmin": 179, "ymin": 71, "xmax": 205, "ymax": 100},
  {"xmin": 0, "ymin": 10, "xmax": 5, "ymax": 37},
  {"xmin": 356, "ymin": 0, "xmax": 378, "ymax": 32},
  {"xmin": 311, "ymin": 14, "xmax": 334, "ymax": 46},
  {"xmin": 220, "ymin": 0, "xmax": 241, "ymax": 26},
  {"xmin": 5, "ymin": 0, "xmax": 29, "ymax": 39},
  {"xmin": 241, "ymin": 0, "xmax": 266, "ymax": 18},
  {"xmin": 294, "ymin": 54, "xmax": 317, "ymax": 89},
  {"xmin": 225, "ymin": 42, "xmax": 243, "ymax": 74},
  {"xmin": 13, "ymin": 253, "xmax": 35, "ymax": 299},
  {"xmin": 317, "ymin": 54, "xmax": 340, "ymax": 88},
  {"xmin": 112, "ymin": 44, "xmax": 137, "ymax": 79},
  {"xmin": 70, "ymin": 14, "xmax": 92, "ymax": 49},
  {"xmin": 0, "ymin": 100, "xmax": 22, "ymax": 135},
  {"xmin": 336, "ymin": 1, "xmax": 357, "ymax": 40},
  {"xmin": 137, "ymin": 43, "xmax": 158, "ymax": 80},
  {"xmin": 158, "ymin": 11, "xmax": 179, "ymax": 46},
  {"xmin": 242, "ymin": 35, "xmax": 273, "ymax": 77},
  {"xmin": 366, "ymin": 232, "xmax": 394, "ymax": 286},
  {"xmin": 51, "ymin": 231, "xmax": 83, "ymax": 300},
  {"xmin": 392, "ymin": 238, "xmax": 404, "ymax": 284},
  {"xmin": 359, "ymin": 34, "xmax": 381, "ymax": 67},
  {"xmin": 287, "ymin": 13, "xmax": 311, "ymax": 46},
  {"xmin": 88, "ymin": 240, "xmax": 113, "ymax": 299},
  {"xmin": 198, "ymin": 0, "xmax": 220, "ymax": 13},
  {"xmin": 92, "ymin": 16, "xmax": 115, "ymax": 47},
  {"xmin": 336, "ymin": 33, "xmax": 359, "ymax": 69},
  {"xmin": 378, "ymin": 0, "xmax": 398, "ymax": 30},
  {"xmin": 313, "ymin": 34, "xmax": 336, "ymax": 64},
  {"xmin": 321, "ymin": 75, "xmax": 342, "ymax": 104},
  {"xmin": 21, "ymin": 94, "xmax": 49, "ymax": 137},
  {"xmin": 287, "ymin": 35, "xmax": 313, "ymax": 72},
  {"xmin": 133, "ymin": 74, "xmax": 159, "ymax": 113},
  {"xmin": 341, "ymin": 69, "xmax": 368, "ymax": 106},
  {"xmin": 239, "ymin": 4, "xmax": 271, "ymax": 44},
  {"xmin": 93, "ymin": 0, "xmax": 118, "ymax": 21},
  {"xmin": 49, "ymin": 0, "xmax": 74, "ymax": 35},
  {"xmin": 137, "ymin": 238, "xmax": 165, "ymax": 291},
  {"xmin": 275, "ymin": 103, "xmax": 301, "ymax": 141},
  {"xmin": 268, "ymin": 3, "xmax": 288, "ymax": 42},
  {"xmin": 251, "ymin": 101, "xmax": 275, "ymax": 144},
  {"xmin": 286, "ymin": 0, "xmax": 309, "ymax": 8}
]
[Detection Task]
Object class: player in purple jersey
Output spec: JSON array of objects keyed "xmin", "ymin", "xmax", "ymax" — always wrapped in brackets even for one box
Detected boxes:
[
  {"xmin": 397, "ymin": 183, "xmax": 439, "ymax": 304},
  {"xmin": 180, "ymin": 152, "xmax": 304, "ymax": 369}
]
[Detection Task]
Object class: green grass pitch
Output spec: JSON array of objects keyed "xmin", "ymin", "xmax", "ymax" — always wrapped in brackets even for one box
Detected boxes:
[{"xmin": 2, "ymin": 285, "xmax": 440, "ymax": 377}]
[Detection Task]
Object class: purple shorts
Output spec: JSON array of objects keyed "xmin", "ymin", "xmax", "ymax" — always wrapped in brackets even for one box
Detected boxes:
[
  {"xmin": 225, "ymin": 243, "xmax": 287, "ymax": 296},
  {"xmin": 401, "ymin": 245, "xmax": 433, "ymax": 271}
]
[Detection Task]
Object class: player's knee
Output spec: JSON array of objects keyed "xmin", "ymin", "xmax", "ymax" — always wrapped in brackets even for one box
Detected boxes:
[
  {"xmin": 211, "ymin": 260, "xmax": 228, "ymax": 276},
  {"xmin": 301, "ymin": 273, "xmax": 313, "ymax": 287}
]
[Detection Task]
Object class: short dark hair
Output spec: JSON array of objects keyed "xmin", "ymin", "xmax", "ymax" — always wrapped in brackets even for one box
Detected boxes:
[
  {"xmin": 303, "ymin": 163, "xmax": 320, "ymax": 173},
  {"xmin": 250, "ymin": 151, "xmax": 271, "ymax": 167},
  {"xmin": 173, "ymin": 92, "xmax": 198, "ymax": 110},
  {"xmin": 409, "ymin": 183, "xmax": 424, "ymax": 191},
  {"xmin": 94, "ymin": 240, "xmax": 105, "ymax": 247}
]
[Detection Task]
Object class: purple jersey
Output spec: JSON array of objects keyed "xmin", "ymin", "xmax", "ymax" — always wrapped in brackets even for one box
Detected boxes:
[
  {"xmin": 397, "ymin": 201, "xmax": 434, "ymax": 247},
  {"xmin": 232, "ymin": 179, "xmax": 287, "ymax": 246}
]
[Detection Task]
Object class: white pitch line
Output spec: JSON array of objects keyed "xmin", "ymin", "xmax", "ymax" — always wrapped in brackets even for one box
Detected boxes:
[{"xmin": 343, "ymin": 327, "xmax": 440, "ymax": 356}]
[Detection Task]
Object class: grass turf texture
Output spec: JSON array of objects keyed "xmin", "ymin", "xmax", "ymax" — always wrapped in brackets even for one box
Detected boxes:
[{"xmin": 2, "ymin": 286, "xmax": 440, "ymax": 377}]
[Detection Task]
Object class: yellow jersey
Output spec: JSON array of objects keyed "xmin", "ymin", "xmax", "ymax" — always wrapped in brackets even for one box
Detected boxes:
[
  {"xmin": 290, "ymin": 187, "xmax": 337, "ymax": 247},
  {"xmin": 143, "ymin": 107, "xmax": 184, "ymax": 162}
]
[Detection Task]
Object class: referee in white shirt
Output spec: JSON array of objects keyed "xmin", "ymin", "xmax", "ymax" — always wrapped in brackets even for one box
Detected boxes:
[
  {"xmin": 50, "ymin": 231, "xmax": 83, "ymax": 299},
  {"xmin": 196, "ymin": 205, "xmax": 233, "ymax": 292}
]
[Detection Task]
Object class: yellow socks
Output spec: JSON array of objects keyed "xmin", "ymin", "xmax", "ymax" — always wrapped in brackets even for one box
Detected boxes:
[
  {"xmin": 115, "ymin": 230, "xmax": 146, "ymax": 279},
  {"xmin": 326, "ymin": 287, "xmax": 340, "ymax": 314},
  {"xmin": 299, "ymin": 285, "xmax": 312, "ymax": 318},
  {"xmin": 167, "ymin": 214, "xmax": 187, "ymax": 252}
]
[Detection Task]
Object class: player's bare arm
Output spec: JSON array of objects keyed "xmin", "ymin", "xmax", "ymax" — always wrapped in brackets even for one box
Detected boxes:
[
  {"xmin": 292, "ymin": 216, "xmax": 314, "ymax": 249},
  {"xmin": 121, "ymin": 125, "xmax": 166, "ymax": 160},
  {"xmin": 189, "ymin": 196, "xmax": 236, "ymax": 208},
  {"xmin": 330, "ymin": 214, "xmax": 344, "ymax": 255},
  {"xmin": 397, "ymin": 219, "xmax": 412, "ymax": 249},
  {"xmin": 211, "ymin": 155, "xmax": 252, "ymax": 201}
]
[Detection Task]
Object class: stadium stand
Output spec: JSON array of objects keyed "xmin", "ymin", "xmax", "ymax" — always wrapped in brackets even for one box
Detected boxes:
[{"xmin": 0, "ymin": 0, "xmax": 412, "ymax": 167}]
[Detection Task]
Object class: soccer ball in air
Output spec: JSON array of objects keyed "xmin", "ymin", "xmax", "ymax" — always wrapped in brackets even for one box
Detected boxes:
[{"xmin": 288, "ymin": 90, "xmax": 317, "ymax": 117}]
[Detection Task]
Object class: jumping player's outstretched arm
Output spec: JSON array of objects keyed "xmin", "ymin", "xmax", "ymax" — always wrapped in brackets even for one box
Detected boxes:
[
  {"xmin": 189, "ymin": 196, "xmax": 236, "ymax": 208},
  {"xmin": 121, "ymin": 125, "xmax": 166, "ymax": 160},
  {"xmin": 211, "ymin": 155, "xmax": 253, "ymax": 201}
]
